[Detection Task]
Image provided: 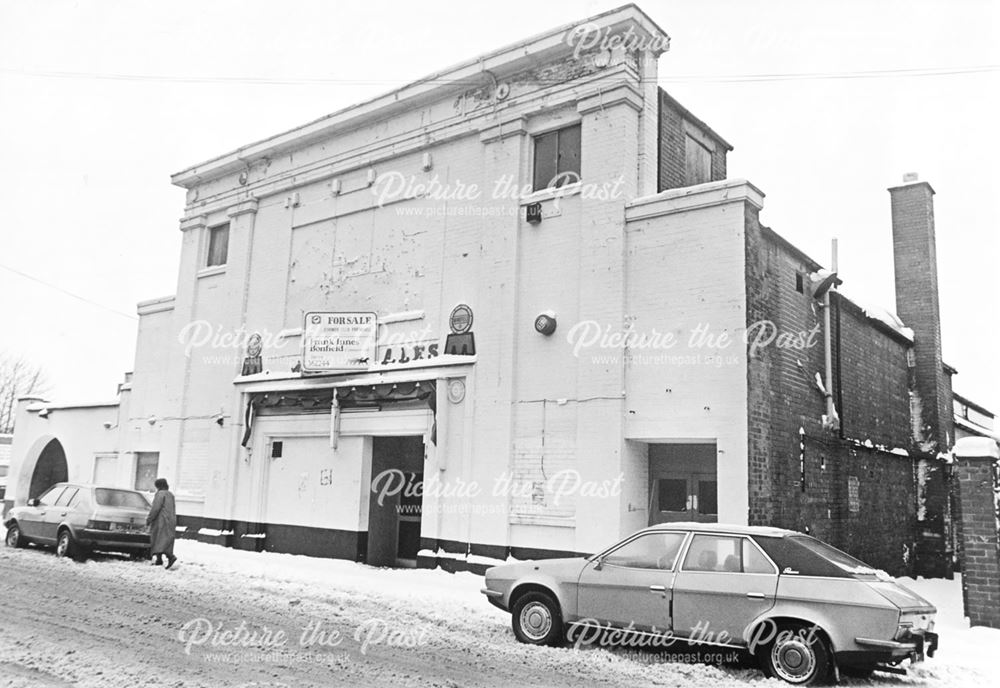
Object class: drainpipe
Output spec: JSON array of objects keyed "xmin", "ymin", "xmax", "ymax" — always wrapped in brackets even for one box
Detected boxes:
[{"xmin": 824, "ymin": 239, "xmax": 838, "ymax": 426}]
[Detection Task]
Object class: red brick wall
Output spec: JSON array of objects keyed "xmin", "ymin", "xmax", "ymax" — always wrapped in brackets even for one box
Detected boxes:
[
  {"xmin": 889, "ymin": 182, "xmax": 954, "ymax": 452},
  {"xmin": 953, "ymin": 455, "xmax": 1000, "ymax": 628},
  {"xmin": 657, "ymin": 89, "xmax": 728, "ymax": 192},
  {"xmin": 832, "ymin": 296, "xmax": 912, "ymax": 448},
  {"xmin": 745, "ymin": 214, "xmax": 927, "ymax": 575}
]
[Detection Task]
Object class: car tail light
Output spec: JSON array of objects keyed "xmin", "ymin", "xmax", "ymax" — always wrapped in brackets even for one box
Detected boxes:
[
  {"xmin": 894, "ymin": 622, "xmax": 913, "ymax": 640},
  {"xmin": 87, "ymin": 520, "xmax": 112, "ymax": 530}
]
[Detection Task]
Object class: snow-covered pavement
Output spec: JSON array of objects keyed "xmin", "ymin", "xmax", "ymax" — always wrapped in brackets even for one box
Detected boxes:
[{"xmin": 0, "ymin": 536, "xmax": 996, "ymax": 687}]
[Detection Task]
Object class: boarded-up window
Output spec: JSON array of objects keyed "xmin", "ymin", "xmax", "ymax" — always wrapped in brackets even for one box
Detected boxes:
[
  {"xmin": 207, "ymin": 224, "xmax": 229, "ymax": 267},
  {"xmin": 684, "ymin": 134, "xmax": 712, "ymax": 186},
  {"xmin": 93, "ymin": 453, "xmax": 119, "ymax": 486},
  {"xmin": 179, "ymin": 435, "xmax": 210, "ymax": 495},
  {"xmin": 509, "ymin": 439, "xmax": 577, "ymax": 524},
  {"xmin": 134, "ymin": 452, "xmax": 159, "ymax": 492}
]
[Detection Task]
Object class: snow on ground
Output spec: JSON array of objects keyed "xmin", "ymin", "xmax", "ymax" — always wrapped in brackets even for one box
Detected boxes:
[
  {"xmin": 2, "ymin": 527, "xmax": 998, "ymax": 687},
  {"xmin": 172, "ymin": 539, "xmax": 998, "ymax": 686},
  {"xmin": 895, "ymin": 575, "xmax": 998, "ymax": 685}
]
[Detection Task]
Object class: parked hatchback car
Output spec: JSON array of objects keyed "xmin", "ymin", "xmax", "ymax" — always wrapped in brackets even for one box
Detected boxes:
[
  {"xmin": 4, "ymin": 482, "xmax": 152, "ymax": 559},
  {"xmin": 481, "ymin": 523, "xmax": 937, "ymax": 684}
]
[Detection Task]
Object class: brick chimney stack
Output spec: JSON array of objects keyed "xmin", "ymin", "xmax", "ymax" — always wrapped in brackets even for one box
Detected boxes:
[{"xmin": 888, "ymin": 175, "xmax": 953, "ymax": 452}]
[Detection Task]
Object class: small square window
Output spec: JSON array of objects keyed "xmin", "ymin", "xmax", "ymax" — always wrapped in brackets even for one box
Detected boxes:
[
  {"xmin": 532, "ymin": 124, "xmax": 582, "ymax": 190},
  {"xmin": 207, "ymin": 224, "xmax": 229, "ymax": 267},
  {"xmin": 796, "ymin": 272, "xmax": 804, "ymax": 293},
  {"xmin": 271, "ymin": 441, "xmax": 283, "ymax": 459}
]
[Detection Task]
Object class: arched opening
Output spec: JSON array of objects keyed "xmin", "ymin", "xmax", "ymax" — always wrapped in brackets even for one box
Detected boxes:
[
  {"xmin": 13, "ymin": 437, "xmax": 69, "ymax": 505},
  {"xmin": 29, "ymin": 439, "xmax": 67, "ymax": 499}
]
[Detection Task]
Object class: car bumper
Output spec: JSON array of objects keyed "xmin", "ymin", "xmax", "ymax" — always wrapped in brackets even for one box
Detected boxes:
[
  {"xmin": 852, "ymin": 630, "xmax": 938, "ymax": 663},
  {"xmin": 77, "ymin": 529, "xmax": 151, "ymax": 550},
  {"xmin": 480, "ymin": 587, "xmax": 508, "ymax": 611}
]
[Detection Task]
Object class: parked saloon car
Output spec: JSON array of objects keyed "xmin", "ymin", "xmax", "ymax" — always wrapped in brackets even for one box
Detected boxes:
[
  {"xmin": 481, "ymin": 523, "xmax": 937, "ymax": 684},
  {"xmin": 4, "ymin": 483, "xmax": 152, "ymax": 559}
]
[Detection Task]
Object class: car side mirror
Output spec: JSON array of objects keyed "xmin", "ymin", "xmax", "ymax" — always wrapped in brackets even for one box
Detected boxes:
[
  {"xmin": 593, "ymin": 557, "xmax": 604, "ymax": 571},
  {"xmin": 26, "ymin": 498, "xmax": 39, "ymax": 507}
]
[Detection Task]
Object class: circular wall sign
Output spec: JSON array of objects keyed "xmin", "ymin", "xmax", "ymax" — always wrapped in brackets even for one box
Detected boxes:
[
  {"xmin": 447, "ymin": 379, "xmax": 466, "ymax": 404},
  {"xmin": 246, "ymin": 333, "xmax": 263, "ymax": 358},
  {"xmin": 449, "ymin": 304, "xmax": 474, "ymax": 334}
]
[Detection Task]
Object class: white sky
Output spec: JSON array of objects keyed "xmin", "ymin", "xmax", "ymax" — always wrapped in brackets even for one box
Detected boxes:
[{"xmin": 1, "ymin": 0, "xmax": 998, "ymax": 417}]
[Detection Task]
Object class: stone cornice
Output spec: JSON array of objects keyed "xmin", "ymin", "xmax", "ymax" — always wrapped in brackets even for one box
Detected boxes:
[
  {"xmin": 179, "ymin": 64, "xmax": 644, "ymax": 220},
  {"xmin": 170, "ymin": 5, "xmax": 667, "ymax": 188},
  {"xmin": 625, "ymin": 178, "xmax": 766, "ymax": 222}
]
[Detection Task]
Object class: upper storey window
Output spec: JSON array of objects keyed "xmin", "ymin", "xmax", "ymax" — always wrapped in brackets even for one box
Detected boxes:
[
  {"xmin": 206, "ymin": 223, "xmax": 229, "ymax": 267},
  {"xmin": 532, "ymin": 124, "xmax": 581, "ymax": 191},
  {"xmin": 684, "ymin": 134, "xmax": 712, "ymax": 186}
]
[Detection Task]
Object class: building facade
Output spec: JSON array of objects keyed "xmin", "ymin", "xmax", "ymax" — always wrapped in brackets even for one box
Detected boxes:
[{"xmin": 6, "ymin": 5, "xmax": 990, "ymax": 576}]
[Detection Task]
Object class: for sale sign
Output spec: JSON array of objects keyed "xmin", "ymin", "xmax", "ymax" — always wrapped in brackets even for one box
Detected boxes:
[{"xmin": 302, "ymin": 312, "xmax": 377, "ymax": 372}]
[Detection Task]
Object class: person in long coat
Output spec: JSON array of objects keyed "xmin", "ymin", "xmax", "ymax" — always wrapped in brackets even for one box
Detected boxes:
[{"xmin": 146, "ymin": 478, "xmax": 177, "ymax": 569}]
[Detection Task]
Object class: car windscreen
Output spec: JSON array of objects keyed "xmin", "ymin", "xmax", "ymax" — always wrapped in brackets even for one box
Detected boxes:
[
  {"xmin": 753, "ymin": 535, "xmax": 882, "ymax": 579},
  {"xmin": 95, "ymin": 488, "xmax": 150, "ymax": 509}
]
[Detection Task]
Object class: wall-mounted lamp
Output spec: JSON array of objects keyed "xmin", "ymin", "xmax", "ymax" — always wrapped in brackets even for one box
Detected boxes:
[
  {"xmin": 147, "ymin": 415, "xmax": 157, "ymax": 426},
  {"xmin": 534, "ymin": 311, "xmax": 557, "ymax": 336},
  {"xmin": 103, "ymin": 421, "xmax": 114, "ymax": 430},
  {"xmin": 214, "ymin": 413, "xmax": 225, "ymax": 427},
  {"xmin": 526, "ymin": 202, "xmax": 542, "ymax": 225},
  {"xmin": 809, "ymin": 269, "xmax": 840, "ymax": 300},
  {"xmin": 38, "ymin": 408, "xmax": 50, "ymax": 419}
]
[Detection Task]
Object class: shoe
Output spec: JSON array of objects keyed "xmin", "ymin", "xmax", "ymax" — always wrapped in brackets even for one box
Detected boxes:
[
  {"xmin": 165, "ymin": 555, "xmax": 177, "ymax": 570},
  {"xmin": 152, "ymin": 558, "xmax": 163, "ymax": 566}
]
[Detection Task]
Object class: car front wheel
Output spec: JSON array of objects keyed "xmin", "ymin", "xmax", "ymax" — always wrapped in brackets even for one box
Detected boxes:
[
  {"xmin": 511, "ymin": 592, "xmax": 563, "ymax": 647},
  {"xmin": 5, "ymin": 523, "xmax": 26, "ymax": 548},
  {"xmin": 761, "ymin": 622, "xmax": 831, "ymax": 685}
]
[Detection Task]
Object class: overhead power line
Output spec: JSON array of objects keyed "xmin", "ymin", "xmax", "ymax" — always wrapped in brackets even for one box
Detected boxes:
[
  {"xmin": 0, "ymin": 64, "xmax": 996, "ymax": 87},
  {"xmin": 0, "ymin": 262, "xmax": 138, "ymax": 321}
]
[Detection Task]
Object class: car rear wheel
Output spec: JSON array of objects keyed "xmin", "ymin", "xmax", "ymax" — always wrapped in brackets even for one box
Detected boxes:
[
  {"xmin": 55, "ymin": 529, "xmax": 77, "ymax": 559},
  {"xmin": 511, "ymin": 592, "xmax": 563, "ymax": 647},
  {"xmin": 5, "ymin": 523, "xmax": 26, "ymax": 548},
  {"xmin": 761, "ymin": 622, "xmax": 831, "ymax": 685}
]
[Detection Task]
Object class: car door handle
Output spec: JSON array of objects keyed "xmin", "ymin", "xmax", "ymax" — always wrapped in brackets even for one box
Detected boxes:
[
  {"xmin": 649, "ymin": 585, "xmax": 667, "ymax": 593},
  {"xmin": 746, "ymin": 592, "xmax": 766, "ymax": 599},
  {"xmin": 59, "ymin": 512, "xmax": 67, "ymax": 517}
]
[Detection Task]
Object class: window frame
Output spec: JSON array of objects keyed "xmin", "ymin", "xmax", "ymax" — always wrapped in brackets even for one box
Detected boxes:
[
  {"xmin": 206, "ymin": 223, "xmax": 230, "ymax": 268},
  {"xmin": 680, "ymin": 533, "xmax": 779, "ymax": 575},
  {"xmin": 531, "ymin": 123, "xmax": 582, "ymax": 191},
  {"xmin": 134, "ymin": 452, "xmax": 160, "ymax": 492},
  {"xmin": 36, "ymin": 485, "xmax": 66, "ymax": 506},
  {"xmin": 597, "ymin": 530, "xmax": 689, "ymax": 572},
  {"xmin": 54, "ymin": 487, "xmax": 79, "ymax": 508}
]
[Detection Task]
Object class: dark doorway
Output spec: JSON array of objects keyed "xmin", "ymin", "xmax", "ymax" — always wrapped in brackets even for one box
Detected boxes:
[
  {"xmin": 648, "ymin": 443, "xmax": 718, "ymax": 524},
  {"xmin": 29, "ymin": 439, "xmax": 68, "ymax": 500},
  {"xmin": 367, "ymin": 436, "xmax": 424, "ymax": 567}
]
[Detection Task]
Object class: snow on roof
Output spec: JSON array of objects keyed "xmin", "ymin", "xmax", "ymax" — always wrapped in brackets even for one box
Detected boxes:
[{"xmin": 835, "ymin": 287, "xmax": 915, "ymax": 342}]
